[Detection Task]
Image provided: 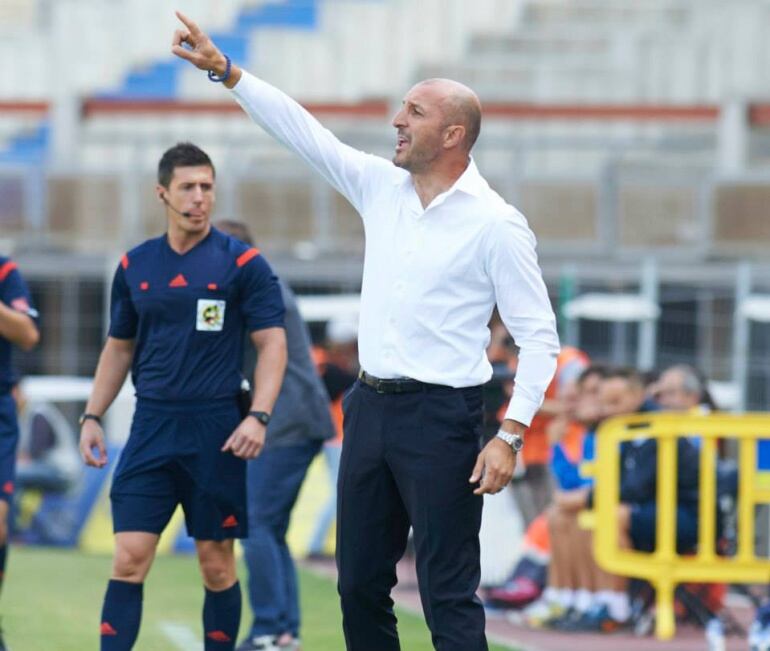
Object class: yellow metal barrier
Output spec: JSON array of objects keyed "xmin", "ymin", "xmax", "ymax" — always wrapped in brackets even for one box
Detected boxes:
[{"xmin": 590, "ymin": 413, "xmax": 770, "ymax": 640}]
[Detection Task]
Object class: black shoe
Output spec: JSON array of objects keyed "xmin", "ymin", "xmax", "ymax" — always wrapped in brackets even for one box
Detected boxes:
[
  {"xmin": 235, "ymin": 635, "xmax": 278, "ymax": 651},
  {"xmin": 0, "ymin": 626, "xmax": 9, "ymax": 651}
]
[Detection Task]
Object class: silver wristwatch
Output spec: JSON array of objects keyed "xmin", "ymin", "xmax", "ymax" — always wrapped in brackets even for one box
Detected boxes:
[{"xmin": 496, "ymin": 429, "xmax": 524, "ymax": 453}]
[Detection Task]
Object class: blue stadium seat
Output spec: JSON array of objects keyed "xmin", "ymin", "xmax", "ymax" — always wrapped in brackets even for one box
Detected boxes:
[
  {"xmin": 0, "ymin": 122, "xmax": 50, "ymax": 165},
  {"xmin": 97, "ymin": 61, "xmax": 178, "ymax": 100},
  {"xmin": 98, "ymin": 0, "xmax": 318, "ymax": 101},
  {"xmin": 237, "ymin": 0, "xmax": 317, "ymax": 30}
]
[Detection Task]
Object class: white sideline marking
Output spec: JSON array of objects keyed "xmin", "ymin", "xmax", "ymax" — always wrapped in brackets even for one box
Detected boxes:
[{"xmin": 159, "ymin": 621, "xmax": 201, "ymax": 650}]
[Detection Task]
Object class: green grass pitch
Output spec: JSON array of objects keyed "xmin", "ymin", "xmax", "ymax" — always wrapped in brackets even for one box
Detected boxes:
[{"xmin": 1, "ymin": 545, "xmax": 516, "ymax": 650}]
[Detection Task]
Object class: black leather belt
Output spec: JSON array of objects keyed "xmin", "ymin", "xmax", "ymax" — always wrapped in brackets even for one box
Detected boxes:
[{"xmin": 358, "ymin": 370, "xmax": 427, "ymax": 394}]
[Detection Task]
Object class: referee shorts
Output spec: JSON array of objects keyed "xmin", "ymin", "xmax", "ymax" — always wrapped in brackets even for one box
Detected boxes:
[{"xmin": 110, "ymin": 397, "xmax": 247, "ymax": 541}]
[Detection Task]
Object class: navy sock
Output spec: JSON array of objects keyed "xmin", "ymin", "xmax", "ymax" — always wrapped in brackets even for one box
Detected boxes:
[
  {"xmin": 203, "ymin": 581, "xmax": 241, "ymax": 650},
  {"xmin": 0, "ymin": 544, "xmax": 7, "ymax": 595},
  {"xmin": 100, "ymin": 579, "xmax": 143, "ymax": 651}
]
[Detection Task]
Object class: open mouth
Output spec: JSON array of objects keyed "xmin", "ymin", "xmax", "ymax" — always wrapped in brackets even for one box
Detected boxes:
[{"xmin": 395, "ymin": 134, "xmax": 409, "ymax": 152}]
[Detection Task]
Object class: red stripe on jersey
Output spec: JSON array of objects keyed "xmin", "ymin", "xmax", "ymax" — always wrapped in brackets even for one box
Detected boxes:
[
  {"xmin": 236, "ymin": 248, "xmax": 260, "ymax": 267},
  {"xmin": 120, "ymin": 254, "xmax": 129, "ymax": 269},
  {"xmin": 0, "ymin": 261, "xmax": 18, "ymax": 282}
]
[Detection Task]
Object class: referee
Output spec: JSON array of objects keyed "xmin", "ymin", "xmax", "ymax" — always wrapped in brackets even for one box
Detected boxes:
[
  {"xmin": 79, "ymin": 143, "xmax": 287, "ymax": 651},
  {"xmin": 173, "ymin": 13, "xmax": 560, "ymax": 651}
]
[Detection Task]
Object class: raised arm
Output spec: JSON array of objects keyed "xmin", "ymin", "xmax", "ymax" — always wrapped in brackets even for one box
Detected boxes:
[{"xmin": 171, "ymin": 11, "xmax": 384, "ymax": 213}]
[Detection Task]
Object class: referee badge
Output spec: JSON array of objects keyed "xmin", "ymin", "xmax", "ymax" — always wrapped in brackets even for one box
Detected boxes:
[{"xmin": 196, "ymin": 299, "xmax": 226, "ymax": 331}]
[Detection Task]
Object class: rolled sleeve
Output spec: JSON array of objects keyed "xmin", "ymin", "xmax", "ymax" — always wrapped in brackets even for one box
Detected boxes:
[{"xmin": 487, "ymin": 213, "xmax": 560, "ymax": 427}]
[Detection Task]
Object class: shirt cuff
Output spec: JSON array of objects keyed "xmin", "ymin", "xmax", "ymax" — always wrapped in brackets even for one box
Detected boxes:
[
  {"xmin": 503, "ymin": 396, "xmax": 543, "ymax": 428},
  {"xmin": 229, "ymin": 69, "xmax": 258, "ymax": 99}
]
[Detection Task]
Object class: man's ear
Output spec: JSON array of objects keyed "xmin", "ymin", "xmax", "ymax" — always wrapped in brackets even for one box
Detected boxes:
[{"xmin": 443, "ymin": 125, "xmax": 466, "ymax": 149}]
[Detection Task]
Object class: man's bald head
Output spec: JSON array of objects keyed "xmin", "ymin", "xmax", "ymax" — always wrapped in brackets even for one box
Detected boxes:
[{"xmin": 414, "ymin": 78, "xmax": 482, "ymax": 152}]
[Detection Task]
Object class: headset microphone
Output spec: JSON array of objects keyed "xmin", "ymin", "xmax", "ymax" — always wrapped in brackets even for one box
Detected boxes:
[{"xmin": 161, "ymin": 194, "xmax": 192, "ymax": 218}]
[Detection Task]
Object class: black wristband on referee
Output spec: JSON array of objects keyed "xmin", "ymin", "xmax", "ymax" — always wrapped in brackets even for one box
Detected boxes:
[
  {"xmin": 79, "ymin": 413, "xmax": 102, "ymax": 427},
  {"xmin": 248, "ymin": 410, "xmax": 271, "ymax": 426}
]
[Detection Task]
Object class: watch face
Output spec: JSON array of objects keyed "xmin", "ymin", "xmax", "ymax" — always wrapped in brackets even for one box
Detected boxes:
[{"xmin": 251, "ymin": 411, "xmax": 270, "ymax": 425}]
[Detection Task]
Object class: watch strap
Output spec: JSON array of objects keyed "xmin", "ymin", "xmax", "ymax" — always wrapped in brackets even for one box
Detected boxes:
[
  {"xmin": 79, "ymin": 413, "xmax": 102, "ymax": 427},
  {"xmin": 248, "ymin": 410, "xmax": 271, "ymax": 426},
  {"xmin": 496, "ymin": 429, "xmax": 523, "ymax": 452}
]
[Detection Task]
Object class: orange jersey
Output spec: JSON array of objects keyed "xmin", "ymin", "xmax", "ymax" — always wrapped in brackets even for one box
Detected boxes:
[{"xmin": 330, "ymin": 395, "xmax": 344, "ymax": 445}]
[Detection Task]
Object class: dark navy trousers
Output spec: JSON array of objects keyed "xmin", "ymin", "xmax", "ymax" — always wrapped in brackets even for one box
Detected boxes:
[{"xmin": 336, "ymin": 380, "xmax": 488, "ymax": 651}]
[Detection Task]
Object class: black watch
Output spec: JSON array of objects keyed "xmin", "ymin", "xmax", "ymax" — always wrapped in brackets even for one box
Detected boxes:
[
  {"xmin": 79, "ymin": 413, "xmax": 102, "ymax": 427},
  {"xmin": 248, "ymin": 411, "xmax": 271, "ymax": 426}
]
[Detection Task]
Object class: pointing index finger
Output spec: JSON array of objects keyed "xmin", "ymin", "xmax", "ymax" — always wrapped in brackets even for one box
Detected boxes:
[{"xmin": 175, "ymin": 10, "xmax": 202, "ymax": 37}]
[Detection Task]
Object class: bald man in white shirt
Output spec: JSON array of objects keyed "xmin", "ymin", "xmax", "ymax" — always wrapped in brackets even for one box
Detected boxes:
[{"xmin": 173, "ymin": 13, "xmax": 559, "ymax": 651}]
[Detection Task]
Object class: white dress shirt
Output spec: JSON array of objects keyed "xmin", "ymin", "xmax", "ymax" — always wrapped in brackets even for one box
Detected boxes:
[{"xmin": 231, "ymin": 72, "xmax": 560, "ymax": 426}]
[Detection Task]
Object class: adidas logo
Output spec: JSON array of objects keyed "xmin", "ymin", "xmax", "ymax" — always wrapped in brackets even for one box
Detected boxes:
[
  {"xmin": 169, "ymin": 273, "xmax": 188, "ymax": 287},
  {"xmin": 222, "ymin": 515, "xmax": 238, "ymax": 528},
  {"xmin": 206, "ymin": 630, "xmax": 231, "ymax": 642}
]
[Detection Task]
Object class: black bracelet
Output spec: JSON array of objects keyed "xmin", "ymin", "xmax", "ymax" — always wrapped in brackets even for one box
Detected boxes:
[
  {"xmin": 207, "ymin": 54, "xmax": 231, "ymax": 83},
  {"xmin": 79, "ymin": 413, "xmax": 102, "ymax": 427}
]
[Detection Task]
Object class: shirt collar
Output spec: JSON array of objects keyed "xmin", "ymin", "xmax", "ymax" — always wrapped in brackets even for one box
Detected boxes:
[
  {"xmin": 397, "ymin": 157, "xmax": 485, "ymax": 200},
  {"xmin": 452, "ymin": 157, "xmax": 485, "ymax": 198}
]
